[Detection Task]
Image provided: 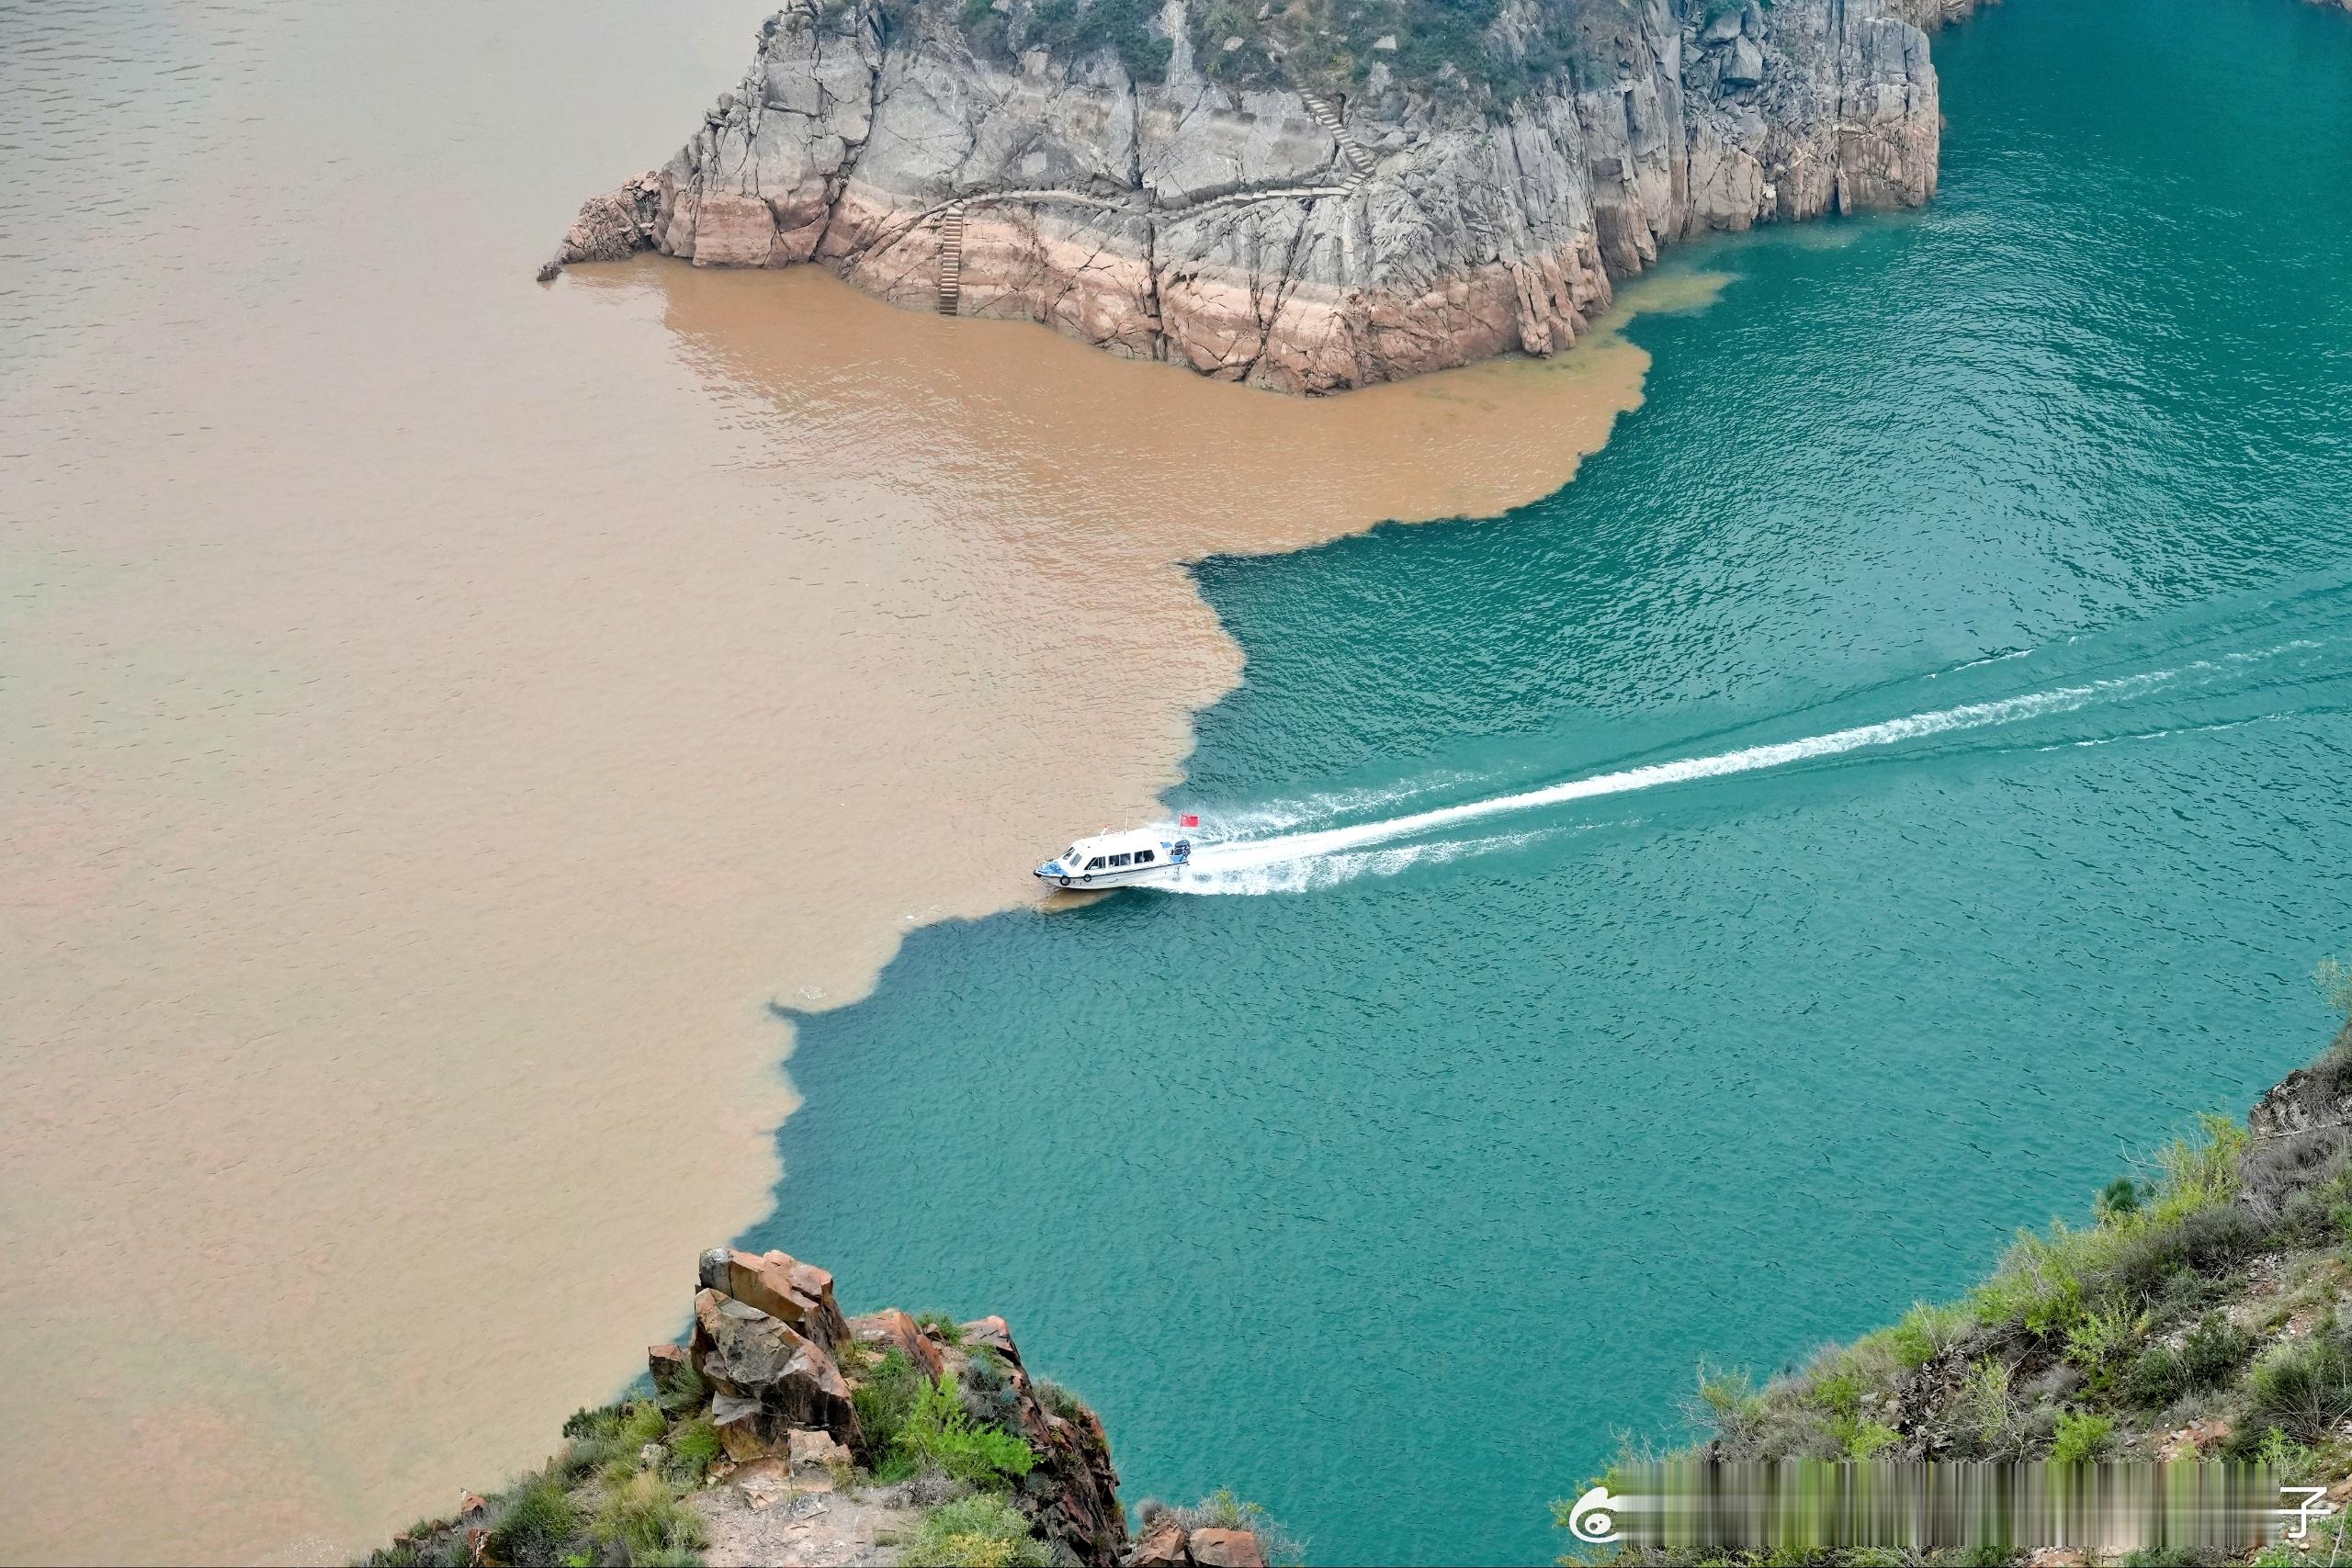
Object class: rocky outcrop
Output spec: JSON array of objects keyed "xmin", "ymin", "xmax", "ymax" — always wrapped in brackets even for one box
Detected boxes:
[
  {"xmin": 1125, "ymin": 1517, "xmax": 1272, "ymax": 1567},
  {"xmin": 549, "ymin": 0, "xmax": 1951, "ymax": 391},
  {"xmin": 381, "ymin": 1247, "xmax": 1276, "ymax": 1568},
  {"xmin": 664, "ymin": 1246, "xmax": 1130, "ymax": 1563}
]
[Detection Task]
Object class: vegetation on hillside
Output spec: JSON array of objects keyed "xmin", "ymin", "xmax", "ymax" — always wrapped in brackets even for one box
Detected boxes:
[
  {"xmin": 366, "ymin": 1321, "xmax": 1062, "ymax": 1568},
  {"xmin": 368, "ymin": 1372, "xmax": 718, "ymax": 1568},
  {"xmin": 921, "ymin": 0, "xmax": 1645, "ymax": 102},
  {"xmin": 1562, "ymin": 963, "xmax": 2352, "ymax": 1566}
]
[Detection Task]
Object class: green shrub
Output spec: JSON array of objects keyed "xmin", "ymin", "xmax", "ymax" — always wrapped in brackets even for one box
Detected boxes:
[
  {"xmin": 1878, "ymin": 1302, "xmax": 1967, "ymax": 1372},
  {"xmin": 2256, "ymin": 1423, "xmax": 2316, "ymax": 1480},
  {"xmin": 2098, "ymin": 1177, "xmax": 2145, "ymax": 1222},
  {"xmin": 555, "ymin": 1397, "xmax": 668, "ymax": 1484},
  {"xmin": 2050, "ymin": 1410, "xmax": 2117, "ymax": 1465},
  {"xmin": 2102, "ymin": 1205, "xmax": 2262, "ymax": 1313},
  {"xmin": 914, "ymin": 1312, "xmax": 969, "ymax": 1348},
  {"xmin": 1971, "ymin": 1110, "xmax": 2258, "ymax": 1340},
  {"xmin": 2064, "ymin": 1303, "xmax": 2147, "ymax": 1395},
  {"xmin": 1955, "ymin": 1359, "xmax": 2026, "ymax": 1460},
  {"xmin": 2318, "ymin": 956, "xmax": 2352, "ymax": 1021},
  {"xmin": 653, "ymin": 1356, "xmax": 707, "ymax": 1416},
  {"xmin": 2149, "ymin": 1112, "xmax": 2250, "ymax": 1225},
  {"xmin": 1843, "ymin": 1419, "xmax": 1900, "ymax": 1460},
  {"xmin": 2249, "ymin": 1331, "xmax": 2352, "ymax": 1442},
  {"xmin": 1692, "ymin": 1363, "xmax": 1765, "ymax": 1438},
  {"xmin": 853, "ymin": 1348, "xmax": 926, "ymax": 1461},
  {"xmin": 900, "ymin": 1495, "xmax": 1052, "ymax": 1568},
  {"xmin": 592, "ymin": 1470, "xmax": 709, "ymax": 1563},
  {"xmin": 1032, "ymin": 1378, "xmax": 1087, "ymax": 1423},
  {"xmin": 561, "ymin": 1404, "xmax": 610, "ymax": 1440},
  {"xmin": 2125, "ymin": 1343, "xmax": 2188, "ymax": 1409},
  {"xmin": 960, "ymin": 1346, "xmax": 1023, "ymax": 1432},
  {"xmin": 2177, "ymin": 1312, "xmax": 2256, "ymax": 1389},
  {"xmin": 886, "ymin": 1376, "xmax": 1037, "ymax": 1488},
  {"xmin": 667, "ymin": 1416, "xmax": 722, "ymax": 1483},
  {"xmin": 485, "ymin": 1476, "xmax": 580, "ymax": 1565},
  {"xmin": 1969, "ymin": 1226, "xmax": 2091, "ymax": 1337}
]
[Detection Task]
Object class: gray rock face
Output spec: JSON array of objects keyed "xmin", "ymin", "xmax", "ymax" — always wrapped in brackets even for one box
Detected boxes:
[
  {"xmin": 689, "ymin": 1286, "xmax": 861, "ymax": 1457},
  {"xmin": 555, "ymin": 0, "xmax": 1954, "ymax": 391}
]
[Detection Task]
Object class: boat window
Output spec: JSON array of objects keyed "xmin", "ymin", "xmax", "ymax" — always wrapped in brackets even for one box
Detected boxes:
[
  {"xmin": 1135, "ymin": 849, "xmax": 1155, "ymax": 863},
  {"xmin": 1109, "ymin": 853, "xmax": 1132, "ymax": 867},
  {"xmin": 1062, "ymin": 847, "xmax": 1079, "ymax": 863},
  {"xmin": 1085, "ymin": 857, "xmax": 1105, "ymax": 870}
]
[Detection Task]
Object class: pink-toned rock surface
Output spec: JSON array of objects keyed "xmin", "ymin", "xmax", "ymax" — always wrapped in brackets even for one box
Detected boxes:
[
  {"xmin": 845, "ymin": 1305, "xmax": 948, "ymax": 1382},
  {"xmin": 1188, "ymin": 1527, "xmax": 1270, "ymax": 1568},
  {"xmin": 551, "ymin": 0, "xmax": 1953, "ymax": 391}
]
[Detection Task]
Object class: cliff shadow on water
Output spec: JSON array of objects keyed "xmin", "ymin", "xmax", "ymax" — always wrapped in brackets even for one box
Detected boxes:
[{"xmin": 743, "ymin": 0, "xmax": 2352, "ymax": 1560}]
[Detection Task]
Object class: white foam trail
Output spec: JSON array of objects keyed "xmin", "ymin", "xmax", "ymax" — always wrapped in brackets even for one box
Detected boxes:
[
  {"xmin": 1160, "ymin": 828, "xmax": 1561, "ymax": 896},
  {"xmin": 1188, "ymin": 667, "xmax": 2182, "ymax": 876},
  {"xmin": 1171, "ymin": 770, "xmax": 1476, "ymax": 840}
]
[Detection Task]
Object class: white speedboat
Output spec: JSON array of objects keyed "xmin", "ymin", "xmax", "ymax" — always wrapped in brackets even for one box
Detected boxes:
[{"xmin": 1035, "ymin": 823, "xmax": 1194, "ymax": 891}]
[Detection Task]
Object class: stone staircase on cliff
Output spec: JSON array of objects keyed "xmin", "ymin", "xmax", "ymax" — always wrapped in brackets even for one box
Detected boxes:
[
  {"xmin": 935, "ymin": 201, "xmax": 966, "ymax": 316},
  {"xmin": 1296, "ymin": 90, "xmax": 1375, "ymax": 194}
]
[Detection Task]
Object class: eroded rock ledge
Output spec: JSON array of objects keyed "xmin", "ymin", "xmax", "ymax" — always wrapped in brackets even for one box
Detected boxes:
[
  {"xmin": 551, "ymin": 0, "xmax": 1974, "ymax": 392},
  {"xmin": 379, "ymin": 1248, "xmax": 1280, "ymax": 1568}
]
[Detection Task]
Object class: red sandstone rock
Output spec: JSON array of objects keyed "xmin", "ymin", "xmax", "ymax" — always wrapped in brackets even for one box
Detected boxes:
[
  {"xmin": 847, "ymin": 1306, "xmax": 947, "ymax": 1381},
  {"xmin": 647, "ymin": 1340, "xmax": 691, "ymax": 1391},
  {"xmin": 691, "ymin": 1287, "xmax": 860, "ymax": 1452},
  {"xmin": 1188, "ymin": 1527, "xmax": 1268, "ymax": 1568},
  {"xmin": 1123, "ymin": 1517, "xmax": 1191, "ymax": 1566},
  {"xmin": 961, "ymin": 1314, "xmax": 1021, "ymax": 1366},
  {"xmin": 701, "ymin": 1247, "xmax": 851, "ymax": 1350}
]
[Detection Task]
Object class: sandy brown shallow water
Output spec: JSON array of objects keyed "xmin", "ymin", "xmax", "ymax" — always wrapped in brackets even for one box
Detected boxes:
[{"xmin": 0, "ymin": 1, "xmax": 1705, "ymax": 1558}]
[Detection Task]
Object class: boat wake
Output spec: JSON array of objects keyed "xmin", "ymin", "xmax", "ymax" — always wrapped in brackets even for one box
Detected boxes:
[{"xmin": 1152, "ymin": 628, "xmax": 2341, "ymax": 897}]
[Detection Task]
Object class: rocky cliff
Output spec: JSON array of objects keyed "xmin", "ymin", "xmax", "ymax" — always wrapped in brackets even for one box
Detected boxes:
[
  {"xmin": 376, "ymin": 1247, "xmax": 1281, "ymax": 1567},
  {"xmin": 550, "ymin": 0, "xmax": 1961, "ymax": 391}
]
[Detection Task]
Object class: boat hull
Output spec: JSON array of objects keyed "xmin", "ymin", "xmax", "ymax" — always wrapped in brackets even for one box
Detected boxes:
[{"xmin": 1035, "ymin": 863, "xmax": 1182, "ymax": 893}]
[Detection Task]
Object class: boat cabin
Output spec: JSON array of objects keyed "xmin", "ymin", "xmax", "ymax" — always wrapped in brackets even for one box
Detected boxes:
[{"xmin": 1035, "ymin": 826, "xmax": 1192, "ymax": 886}]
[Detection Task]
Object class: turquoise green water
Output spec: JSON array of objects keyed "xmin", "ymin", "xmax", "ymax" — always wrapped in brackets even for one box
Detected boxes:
[{"xmin": 751, "ymin": 0, "xmax": 2352, "ymax": 1560}]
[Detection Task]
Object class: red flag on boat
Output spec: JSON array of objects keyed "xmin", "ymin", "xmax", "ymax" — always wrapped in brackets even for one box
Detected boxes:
[{"xmin": 1179, "ymin": 813, "xmax": 1200, "ymax": 828}]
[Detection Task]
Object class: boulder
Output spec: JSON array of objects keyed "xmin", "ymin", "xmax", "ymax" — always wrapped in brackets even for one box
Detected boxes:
[
  {"xmin": 699, "ymin": 1247, "xmax": 851, "ymax": 1350},
  {"xmin": 647, "ymin": 1341, "xmax": 691, "ymax": 1392},
  {"xmin": 710, "ymin": 1391, "xmax": 777, "ymax": 1461},
  {"xmin": 1701, "ymin": 8, "xmax": 1744, "ymax": 42},
  {"xmin": 691, "ymin": 1287, "xmax": 861, "ymax": 1450},
  {"xmin": 787, "ymin": 1427, "xmax": 853, "ymax": 1471},
  {"xmin": 847, "ymin": 1306, "xmax": 948, "ymax": 1381},
  {"xmin": 1190, "ymin": 1528, "xmax": 1268, "ymax": 1568},
  {"xmin": 553, "ymin": 172, "xmax": 661, "ymax": 268},
  {"xmin": 1722, "ymin": 36, "xmax": 1766, "ymax": 86},
  {"xmin": 1123, "ymin": 1517, "xmax": 1191, "ymax": 1566},
  {"xmin": 960, "ymin": 1315, "xmax": 1022, "ymax": 1368}
]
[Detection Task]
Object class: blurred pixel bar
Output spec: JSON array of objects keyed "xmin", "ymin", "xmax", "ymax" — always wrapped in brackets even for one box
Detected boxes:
[{"xmin": 1595, "ymin": 1460, "xmax": 2294, "ymax": 1555}]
